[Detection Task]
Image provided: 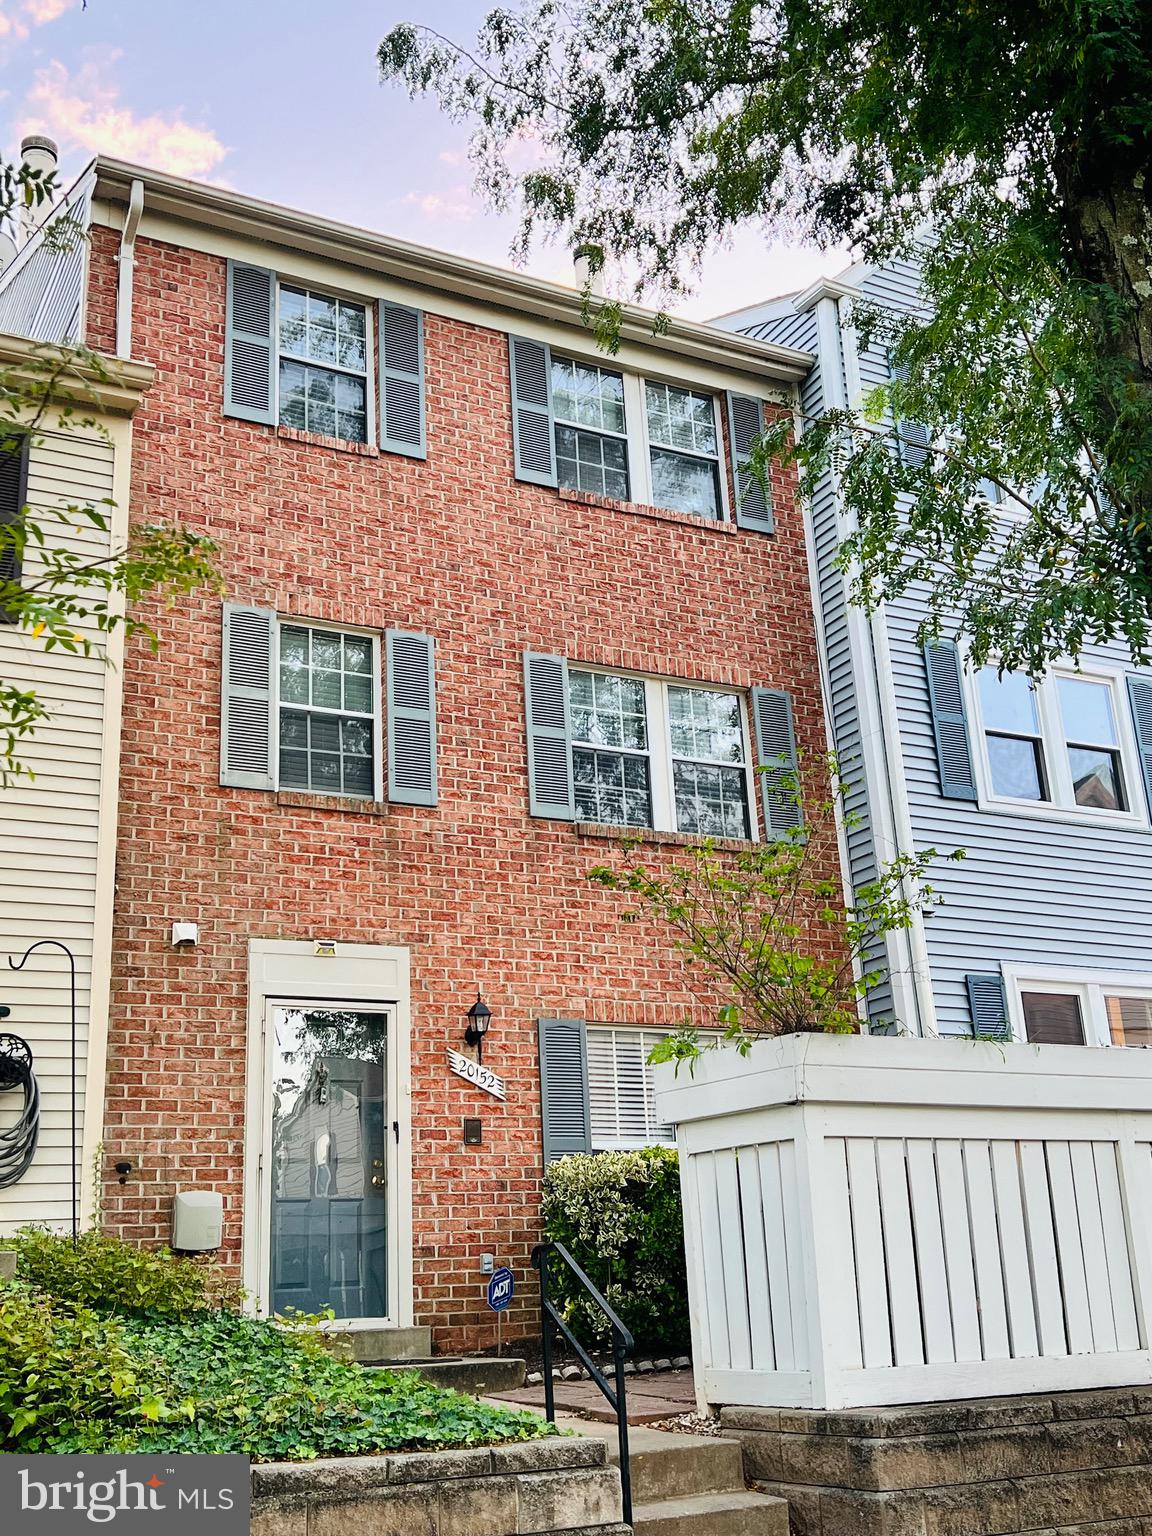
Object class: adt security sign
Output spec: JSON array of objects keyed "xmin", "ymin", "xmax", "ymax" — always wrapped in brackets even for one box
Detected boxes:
[{"xmin": 487, "ymin": 1266, "xmax": 515, "ymax": 1311}]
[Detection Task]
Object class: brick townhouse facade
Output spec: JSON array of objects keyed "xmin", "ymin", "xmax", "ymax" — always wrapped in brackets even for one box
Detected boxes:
[{"xmin": 11, "ymin": 158, "xmax": 841, "ymax": 1353}]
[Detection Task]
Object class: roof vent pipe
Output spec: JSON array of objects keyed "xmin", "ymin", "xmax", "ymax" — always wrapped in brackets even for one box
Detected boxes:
[
  {"xmin": 573, "ymin": 244, "xmax": 606, "ymax": 298},
  {"xmin": 19, "ymin": 134, "xmax": 59, "ymax": 242}
]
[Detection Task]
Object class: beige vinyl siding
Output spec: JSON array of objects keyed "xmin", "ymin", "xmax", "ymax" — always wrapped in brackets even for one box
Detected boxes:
[{"xmin": 0, "ymin": 427, "xmax": 122, "ymax": 1234}]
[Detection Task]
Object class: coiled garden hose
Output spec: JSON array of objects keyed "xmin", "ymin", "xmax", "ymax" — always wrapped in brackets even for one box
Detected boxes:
[{"xmin": 0, "ymin": 1032, "xmax": 40, "ymax": 1187}]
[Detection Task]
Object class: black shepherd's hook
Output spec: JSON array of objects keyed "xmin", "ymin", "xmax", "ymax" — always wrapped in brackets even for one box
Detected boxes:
[{"xmin": 9, "ymin": 940, "xmax": 78, "ymax": 1241}]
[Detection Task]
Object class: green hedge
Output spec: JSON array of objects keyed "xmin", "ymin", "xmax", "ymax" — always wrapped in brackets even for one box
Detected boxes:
[
  {"xmin": 541, "ymin": 1147, "xmax": 689, "ymax": 1356},
  {"xmin": 1, "ymin": 1230, "xmax": 550, "ymax": 1458}
]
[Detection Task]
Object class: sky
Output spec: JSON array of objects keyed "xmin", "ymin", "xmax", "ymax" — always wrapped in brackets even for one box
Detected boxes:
[{"xmin": 0, "ymin": 0, "xmax": 847, "ymax": 320}]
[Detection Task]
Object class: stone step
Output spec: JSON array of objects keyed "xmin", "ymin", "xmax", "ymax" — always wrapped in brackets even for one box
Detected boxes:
[
  {"xmin": 322, "ymin": 1324, "xmax": 431, "ymax": 1362},
  {"xmin": 601, "ymin": 1426, "xmax": 746, "ymax": 1504},
  {"xmin": 631, "ymin": 1488, "xmax": 790, "ymax": 1536},
  {"xmin": 366, "ymin": 1355, "xmax": 527, "ymax": 1395}
]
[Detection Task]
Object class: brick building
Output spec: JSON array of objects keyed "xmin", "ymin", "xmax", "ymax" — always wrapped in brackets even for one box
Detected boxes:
[{"xmin": 3, "ymin": 156, "xmax": 838, "ymax": 1354}]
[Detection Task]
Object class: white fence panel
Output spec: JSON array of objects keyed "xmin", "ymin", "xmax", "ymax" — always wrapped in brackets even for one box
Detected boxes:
[{"xmin": 659, "ymin": 1035, "xmax": 1152, "ymax": 1410}]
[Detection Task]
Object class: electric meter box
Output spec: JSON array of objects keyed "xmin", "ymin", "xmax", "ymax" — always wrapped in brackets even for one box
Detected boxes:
[{"xmin": 172, "ymin": 1189, "xmax": 223, "ymax": 1252}]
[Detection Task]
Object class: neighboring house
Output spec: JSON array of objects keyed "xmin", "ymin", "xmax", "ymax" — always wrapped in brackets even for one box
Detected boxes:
[
  {"xmin": 0, "ymin": 157, "xmax": 837, "ymax": 1353},
  {"xmin": 716, "ymin": 258, "xmax": 1152, "ymax": 1048},
  {"xmin": 0, "ymin": 326, "xmax": 152, "ymax": 1237}
]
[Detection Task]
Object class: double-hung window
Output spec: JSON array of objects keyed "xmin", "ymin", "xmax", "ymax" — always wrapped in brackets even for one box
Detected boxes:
[
  {"xmin": 278, "ymin": 624, "xmax": 378, "ymax": 798},
  {"xmin": 278, "ymin": 286, "xmax": 369, "ymax": 443},
  {"xmin": 552, "ymin": 357, "xmax": 630, "ymax": 501},
  {"xmin": 568, "ymin": 668, "xmax": 753, "ymax": 839},
  {"xmin": 976, "ymin": 665, "xmax": 1137, "ymax": 820},
  {"xmin": 587, "ymin": 1026, "xmax": 675, "ymax": 1149},
  {"xmin": 1005, "ymin": 970, "xmax": 1152, "ymax": 1049},
  {"xmin": 645, "ymin": 382, "xmax": 722, "ymax": 519},
  {"xmin": 544, "ymin": 349, "xmax": 727, "ymax": 520}
]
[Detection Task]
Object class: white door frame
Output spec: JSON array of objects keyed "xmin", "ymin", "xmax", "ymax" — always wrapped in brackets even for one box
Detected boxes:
[{"xmin": 244, "ymin": 940, "xmax": 413, "ymax": 1329}]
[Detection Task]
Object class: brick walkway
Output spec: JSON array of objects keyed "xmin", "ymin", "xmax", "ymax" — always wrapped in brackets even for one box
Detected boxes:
[{"xmin": 493, "ymin": 1366, "xmax": 698, "ymax": 1424}]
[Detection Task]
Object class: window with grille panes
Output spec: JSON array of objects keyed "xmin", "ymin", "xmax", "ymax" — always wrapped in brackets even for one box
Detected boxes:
[
  {"xmin": 278, "ymin": 285, "xmax": 369, "ymax": 442},
  {"xmin": 552, "ymin": 356, "xmax": 630, "ymax": 501},
  {"xmin": 587, "ymin": 1027, "xmax": 675, "ymax": 1149},
  {"xmin": 568, "ymin": 668, "xmax": 755, "ymax": 838},
  {"xmin": 278, "ymin": 624, "xmax": 379, "ymax": 797}
]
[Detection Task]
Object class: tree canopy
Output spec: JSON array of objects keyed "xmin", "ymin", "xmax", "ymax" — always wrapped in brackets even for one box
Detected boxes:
[{"xmin": 381, "ymin": 1, "xmax": 1152, "ymax": 670}]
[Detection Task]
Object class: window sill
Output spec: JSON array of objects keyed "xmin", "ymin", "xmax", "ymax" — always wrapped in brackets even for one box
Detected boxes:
[
  {"xmin": 974, "ymin": 794, "xmax": 1148, "ymax": 833},
  {"xmin": 557, "ymin": 487, "xmax": 738, "ymax": 535},
  {"xmin": 275, "ymin": 790, "xmax": 388, "ymax": 816},
  {"xmin": 574, "ymin": 820, "xmax": 754, "ymax": 853},
  {"xmin": 277, "ymin": 426, "xmax": 380, "ymax": 458}
]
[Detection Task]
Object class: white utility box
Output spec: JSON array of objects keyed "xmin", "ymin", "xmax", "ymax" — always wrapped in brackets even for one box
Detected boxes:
[{"xmin": 172, "ymin": 1189, "xmax": 223, "ymax": 1252}]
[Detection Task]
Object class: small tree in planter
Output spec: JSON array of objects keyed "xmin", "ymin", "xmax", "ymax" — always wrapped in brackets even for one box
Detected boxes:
[{"xmin": 588, "ymin": 756, "xmax": 962, "ymax": 1067}]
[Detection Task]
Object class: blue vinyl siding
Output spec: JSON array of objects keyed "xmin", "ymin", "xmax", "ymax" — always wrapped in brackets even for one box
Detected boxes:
[{"xmin": 729, "ymin": 254, "xmax": 1152, "ymax": 1039}]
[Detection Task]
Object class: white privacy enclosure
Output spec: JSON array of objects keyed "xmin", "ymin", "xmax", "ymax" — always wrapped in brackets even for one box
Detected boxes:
[{"xmin": 655, "ymin": 1034, "xmax": 1152, "ymax": 1411}]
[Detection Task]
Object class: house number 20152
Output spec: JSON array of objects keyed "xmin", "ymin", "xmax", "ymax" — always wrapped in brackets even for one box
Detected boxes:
[{"xmin": 447, "ymin": 1049, "xmax": 507, "ymax": 1100}]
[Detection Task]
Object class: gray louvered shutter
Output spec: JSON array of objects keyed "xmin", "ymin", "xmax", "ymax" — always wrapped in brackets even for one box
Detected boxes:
[
  {"xmin": 888, "ymin": 355, "xmax": 930, "ymax": 468},
  {"xmin": 0, "ymin": 432, "xmax": 28, "ymax": 623},
  {"xmin": 379, "ymin": 301, "xmax": 426, "ymax": 458},
  {"xmin": 538, "ymin": 1018, "xmax": 591, "ymax": 1162},
  {"xmin": 727, "ymin": 392, "xmax": 774, "ymax": 533},
  {"xmin": 524, "ymin": 652, "xmax": 574, "ymax": 818},
  {"xmin": 966, "ymin": 973, "xmax": 1011, "ymax": 1040},
  {"xmin": 220, "ymin": 604, "xmax": 276, "ymax": 788},
  {"xmin": 225, "ymin": 261, "xmax": 276, "ymax": 424},
  {"xmin": 509, "ymin": 335, "xmax": 556, "ymax": 486},
  {"xmin": 1126, "ymin": 675, "xmax": 1152, "ymax": 818},
  {"xmin": 386, "ymin": 629, "xmax": 437, "ymax": 806},
  {"xmin": 924, "ymin": 641, "xmax": 977, "ymax": 801},
  {"xmin": 751, "ymin": 687, "xmax": 802, "ymax": 834}
]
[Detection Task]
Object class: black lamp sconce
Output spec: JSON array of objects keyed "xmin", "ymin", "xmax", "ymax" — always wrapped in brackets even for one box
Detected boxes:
[
  {"xmin": 115, "ymin": 1160, "xmax": 133, "ymax": 1185},
  {"xmin": 464, "ymin": 992, "xmax": 493, "ymax": 1063}
]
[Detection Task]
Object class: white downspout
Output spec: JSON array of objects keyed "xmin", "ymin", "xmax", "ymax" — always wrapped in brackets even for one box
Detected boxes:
[
  {"xmin": 115, "ymin": 178, "xmax": 144, "ymax": 359},
  {"xmin": 837, "ymin": 297, "xmax": 939, "ymax": 1037},
  {"xmin": 812, "ymin": 294, "xmax": 929, "ymax": 1037}
]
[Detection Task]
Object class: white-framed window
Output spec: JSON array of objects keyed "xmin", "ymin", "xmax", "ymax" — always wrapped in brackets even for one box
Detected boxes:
[
  {"xmin": 277, "ymin": 622, "xmax": 381, "ymax": 799},
  {"xmin": 972, "ymin": 663, "xmax": 1144, "ymax": 824},
  {"xmin": 587, "ymin": 1026, "xmax": 675, "ymax": 1149},
  {"xmin": 278, "ymin": 284, "xmax": 370, "ymax": 443},
  {"xmin": 569, "ymin": 667, "xmax": 755, "ymax": 839},
  {"xmin": 550, "ymin": 352, "xmax": 728, "ymax": 520},
  {"xmin": 1003, "ymin": 967, "xmax": 1152, "ymax": 1049}
]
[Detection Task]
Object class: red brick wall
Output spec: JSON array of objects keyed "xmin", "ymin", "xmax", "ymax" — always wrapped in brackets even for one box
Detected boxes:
[{"xmin": 96, "ymin": 228, "xmax": 841, "ymax": 1352}]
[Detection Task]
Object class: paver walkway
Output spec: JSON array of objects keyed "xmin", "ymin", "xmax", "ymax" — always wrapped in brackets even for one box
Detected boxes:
[{"xmin": 493, "ymin": 1365, "xmax": 697, "ymax": 1424}]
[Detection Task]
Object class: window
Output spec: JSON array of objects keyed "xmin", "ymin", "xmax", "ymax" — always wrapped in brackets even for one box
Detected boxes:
[
  {"xmin": 975, "ymin": 665, "xmax": 1140, "ymax": 820},
  {"xmin": 568, "ymin": 668, "xmax": 753, "ymax": 838},
  {"xmin": 978, "ymin": 669, "xmax": 1047, "ymax": 800},
  {"xmin": 278, "ymin": 286, "xmax": 369, "ymax": 443},
  {"xmin": 1006, "ymin": 971, "xmax": 1152, "ymax": 1049},
  {"xmin": 645, "ymin": 381, "xmax": 722, "ymax": 519},
  {"xmin": 278, "ymin": 624, "xmax": 378, "ymax": 797},
  {"xmin": 1057, "ymin": 676, "xmax": 1126, "ymax": 811},
  {"xmin": 587, "ymin": 1027, "xmax": 674, "ymax": 1149},
  {"xmin": 552, "ymin": 357, "xmax": 629, "ymax": 501}
]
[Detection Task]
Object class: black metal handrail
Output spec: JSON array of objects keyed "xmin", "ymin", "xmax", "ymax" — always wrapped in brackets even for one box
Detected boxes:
[{"xmin": 531, "ymin": 1240, "xmax": 635, "ymax": 1527}]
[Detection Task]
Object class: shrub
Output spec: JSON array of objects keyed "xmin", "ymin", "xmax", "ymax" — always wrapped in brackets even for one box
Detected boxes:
[
  {"xmin": 2, "ymin": 1232, "xmax": 550, "ymax": 1458},
  {"xmin": 14, "ymin": 1227, "xmax": 242, "ymax": 1317},
  {"xmin": 541, "ymin": 1147, "xmax": 688, "ymax": 1356}
]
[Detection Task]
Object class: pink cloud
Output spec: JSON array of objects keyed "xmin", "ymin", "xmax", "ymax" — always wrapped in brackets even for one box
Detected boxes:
[
  {"xmin": 0, "ymin": 0, "xmax": 75, "ymax": 39},
  {"xmin": 17, "ymin": 55, "xmax": 228, "ymax": 179}
]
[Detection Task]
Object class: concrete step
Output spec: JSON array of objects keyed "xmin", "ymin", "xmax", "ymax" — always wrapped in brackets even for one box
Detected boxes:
[
  {"xmin": 367, "ymin": 1356, "xmax": 527, "ymax": 1395},
  {"xmin": 602, "ymin": 1426, "xmax": 746, "ymax": 1504},
  {"xmin": 631, "ymin": 1489, "xmax": 790, "ymax": 1536},
  {"xmin": 322, "ymin": 1324, "xmax": 431, "ymax": 1362}
]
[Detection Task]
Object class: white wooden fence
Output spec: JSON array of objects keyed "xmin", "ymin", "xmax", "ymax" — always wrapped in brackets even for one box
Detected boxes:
[{"xmin": 654, "ymin": 1034, "xmax": 1152, "ymax": 1410}]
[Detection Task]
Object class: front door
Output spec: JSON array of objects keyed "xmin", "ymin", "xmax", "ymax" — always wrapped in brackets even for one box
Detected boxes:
[{"xmin": 267, "ymin": 1004, "xmax": 391, "ymax": 1319}]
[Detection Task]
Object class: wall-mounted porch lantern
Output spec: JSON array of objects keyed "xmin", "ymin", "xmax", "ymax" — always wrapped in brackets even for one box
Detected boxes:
[{"xmin": 464, "ymin": 992, "xmax": 493, "ymax": 1063}]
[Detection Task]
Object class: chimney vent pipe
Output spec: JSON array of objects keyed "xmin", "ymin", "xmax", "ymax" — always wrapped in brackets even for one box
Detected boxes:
[{"xmin": 19, "ymin": 134, "xmax": 59, "ymax": 242}]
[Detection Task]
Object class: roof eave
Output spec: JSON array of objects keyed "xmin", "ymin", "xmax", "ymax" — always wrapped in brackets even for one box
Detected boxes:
[{"xmin": 91, "ymin": 158, "xmax": 814, "ymax": 384}]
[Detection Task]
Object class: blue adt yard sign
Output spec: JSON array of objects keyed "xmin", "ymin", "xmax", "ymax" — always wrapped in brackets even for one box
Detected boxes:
[{"xmin": 487, "ymin": 1266, "xmax": 515, "ymax": 1311}]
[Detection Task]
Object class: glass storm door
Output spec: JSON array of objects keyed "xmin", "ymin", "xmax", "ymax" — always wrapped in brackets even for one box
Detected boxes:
[{"xmin": 269, "ymin": 1006, "xmax": 389, "ymax": 1318}]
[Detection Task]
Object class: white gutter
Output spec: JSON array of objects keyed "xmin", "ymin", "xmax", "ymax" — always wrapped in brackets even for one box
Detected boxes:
[
  {"xmin": 115, "ymin": 177, "xmax": 144, "ymax": 359},
  {"xmin": 837, "ymin": 296, "xmax": 939, "ymax": 1037},
  {"xmin": 813, "ymin": 294, "xmax": 930, "ymax": 1037}
]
